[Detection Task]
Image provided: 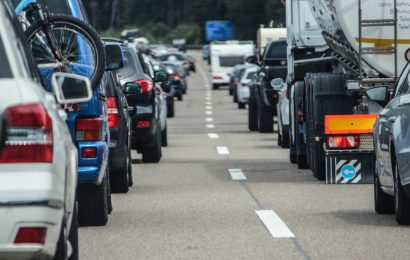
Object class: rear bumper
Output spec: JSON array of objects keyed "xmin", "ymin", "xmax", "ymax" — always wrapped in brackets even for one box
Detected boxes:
[
  {"xmin": 77, "ymin": 141, "xmax": 108, "ymax": 184},
  {"xmin": 131, "ymin": 117, "xmax": 160, "ymax": 150},
  {"xmin": 212, "ymin": 74, "xmax": 230, "ymax": 85}
]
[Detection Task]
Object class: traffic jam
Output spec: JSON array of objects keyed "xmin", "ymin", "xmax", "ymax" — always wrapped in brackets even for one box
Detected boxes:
[{"xmin": 1, "ymin": 0, "xmax": 410, "ymax": 259}]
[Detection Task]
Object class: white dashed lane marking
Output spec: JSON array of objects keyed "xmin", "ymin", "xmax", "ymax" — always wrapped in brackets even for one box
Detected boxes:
[
  {"xmin": 208, "ymin": 133, "xmax": 219, "ymax": 139},
  {"xmin": 206, "ymin": 117, "xmax": 214, "ymax": 122},
  {"xmin": 206, "ymin": 111, "xmax": 213, "ymax": 115},
  {"xmin": 256, "ymin": 210, "xmax": 295, "ymax": 238},
  {"xmin": 216, "ymin": 146, "xmax": 230, "ymax": 155},
  {"xmin": 206, "ymin": 106, "xmax": 213, "ymax": 110},
  {"xmin": 206, "ymin": 124, "xmax": 215, "ymax": 129},
  {"xmin": 229, "ymin": 169, "xmax": 247, "ymax": 181}
]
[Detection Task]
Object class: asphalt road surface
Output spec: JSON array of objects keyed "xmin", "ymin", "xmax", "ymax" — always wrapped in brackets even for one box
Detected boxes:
[{"xmin": 79, "ymin": 52, "xmax": 410, "ymax": 260}]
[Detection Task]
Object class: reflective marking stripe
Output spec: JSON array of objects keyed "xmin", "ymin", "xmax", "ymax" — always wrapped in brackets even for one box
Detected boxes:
[
  {"xmin": 229, "ymin": 169, "xmax": 247, "ymax": 180},
  {"xmin": 325, "ymin": 114, "xmax": 378, "ymax": 134},
  {"xmin": 217, "ymin": 146, "xmax": 229, "ymax": 155},
  {"xmin": 256, "ymin": 210, "xmax": 295, "ymax": 238},
  {"xmin": 208, "ymin": 133, "xmax": 219, "ymax": 139}
]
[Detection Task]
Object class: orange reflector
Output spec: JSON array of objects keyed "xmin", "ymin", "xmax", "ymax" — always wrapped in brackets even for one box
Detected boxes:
[{"xmin": 325, "ymin": 114, "xmax": 378, "ymax": 135}]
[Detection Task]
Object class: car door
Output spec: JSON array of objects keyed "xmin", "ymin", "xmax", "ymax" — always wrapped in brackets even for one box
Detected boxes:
[{"xmin": 377, "ymin": 63, "xmax": 410, "ymax": 187}]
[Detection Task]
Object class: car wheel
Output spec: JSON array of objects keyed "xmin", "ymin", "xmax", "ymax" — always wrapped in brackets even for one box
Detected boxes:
[
  {"xmin": 212, "ymin": 84, "xmax": 219, "ymax": 90},
  {"xmin": 277, "ymin": 132, "xmax": 282, "ymax": 147},
  {"xmin": 177, "ymin": 94, "xmax": 183, "ymax": 101},
  {"xmin": 53, "ymin": 221, "xmax": 67, "ymax": 260},
  {"xmin": 110, "ymin": 148, "xmax": 130, "ymax": 193},
  {"xmin": 142, "ymin": 128, "xmax": 162, "ymax": 163},
  {"xmin": 281, "ymin": 125, "xmax": 290, "ymax": 148},
  {"xmin": 248, "ymin": 94, "xmax": 258, "ymax": 131},
  {"xmin": 161, "ymin": 124, "xmax": 168, "ymax": 147},
  {"xmin": 394, "ymin": 163, "xmax": 410, "ymax": 224},
  {"xmin": 233, "ymin": 91, "xmax": 238, "ymax": 103},
  {"xmin": 106, "ymin": 169, "xmax": 113, "ymax": 214},
  {"xmin": 128, "ymin": 149, "xmax": 133, "ymax": 187},
  {"xmin": 167, "ymin": 100, "xmax": 175, "ymax": 118},
  {"xmin": 68, "ymin": 200, "xmax": 79, "ymax": 260},
  {"xmin": 238, "ymin": 102, "xmax": 245, "ymax": 109},
  {"xmin": 78, "ymin": 174, "xmax": 108, "ymax": 226},
  {"xmin": 374, "ymin": 161, "xmax": 394, "ymax": 214},
  {"xmin": 258, "ymin": 105, "xmax": 274, "ymax": 133}
]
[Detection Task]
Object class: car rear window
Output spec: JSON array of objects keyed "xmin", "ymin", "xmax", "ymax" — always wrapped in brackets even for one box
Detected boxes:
[
  {"xmin": 163, "ymin": 65, "xmax": 177, "ymax": 75},
  {"xmin": 265, "ymin": 42, "xmax": 287, "ymax": 59},
  {"xmin": 117, "ymin": 50, "xmax": 139, "ymax": 79},
  {"xmin": 160, "ymin": 54, "xmax": 185, "ymax": 62},
  {"xmin": 219, "ymin": 56, "xmax": 244, "ymax": 67},
  {"xmin": 0, "ymin": 37, "xmax": 12, "ymax": 78}
]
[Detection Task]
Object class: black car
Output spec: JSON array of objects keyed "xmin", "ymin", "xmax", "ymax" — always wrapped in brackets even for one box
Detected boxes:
[{"xmin": 105, "ymin": 71, "xmax": 133, "ymax": 193}]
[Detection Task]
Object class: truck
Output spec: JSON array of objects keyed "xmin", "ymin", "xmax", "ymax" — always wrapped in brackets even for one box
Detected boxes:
[
  {"xmin": 285, "ymin": 0, "xmax": 410, "ymax": 183},
  {"xmin": 210, "ymin": 41, "xmax": 255, "ymax": 89},
  {"xmin": 256, "ymin": 27, "xmax": 286, "ymax": 56}
]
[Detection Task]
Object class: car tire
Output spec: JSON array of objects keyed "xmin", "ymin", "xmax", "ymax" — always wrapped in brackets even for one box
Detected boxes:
[
  {"xmin": 212, "ymin": 84, "xmax": 219, "ymax": 90},
  {"xmin": 177, "ymin": 94, "xmax": 183, "ymax": 101},
  {"xmin": 394, "ymin": 163, "xmax": 410, "ymax": 224},
  {"xmin": 128, "ymin": 150, "xmax": 133, "ymax": 187},
  {"xmin": 167, "ymin": 99, "xmax": 175, "ymax": 118},
  {"xmin": 281, "ymin": 125, "xmax": 290, "ymax": 148},
  {"xmin": 110, "ymin": 148, "xmax": 130, "ymax": 193},
  {"xmin": 248, "ymin": 93, "xmax": 258, "ymax": 131},
  {"xmin": 277, "ymin": 132, "xmax": 282, "ymax": 147},
  {"xmin": 68, "ymin": 200, "xmax": 79, "ymax": 260},
  {"xmin": 106, "ymin": 169, "xmax": 113, "ymax": 214},
  {"xmin": 229, "ymin": 87, "xmax": 233, "ymax": 96},
  {"xmin": 258, "ymin": 105, "xmax": 274, "ymax": 133},
  {"xmin": 238, "ymin": 102, "xmax": 246, "ymax": 109},
  {"xmin": 374, "ymin": 162, "xmax": 394, "ymax": 214},
  {"xmin": 53, "ymin": 221, "xmax": 67, "ymax": 260},
  {"xmin": 289, "ymin": 145, "xmax": 297, "ymax": 164},
  {"xmin": 78, "ymin": 174, "xmax": 108, "ymax": 226},
  {"xmin": 161, "ymin": 124, "xmax": 168, "ymax": 147},
  {"xmin": 142, "ymin": 128, "xmax": 162, "ymax": 163},
  {"xmin": 233, "ymin": 91, "xmax": 238, "ymax": 103}
]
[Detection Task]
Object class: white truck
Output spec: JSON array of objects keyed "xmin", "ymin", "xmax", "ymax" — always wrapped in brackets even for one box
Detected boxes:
[
  {"xmin": 257, "ymin": 27, "xmax": 287, "ymax": 56},
  {"xmin": 210, "ymin": 41, "xmax": 255, "ymax": 89},
  {"xmin": 286, "ymin": 0, "xmax": 409, "ymax": 183}
]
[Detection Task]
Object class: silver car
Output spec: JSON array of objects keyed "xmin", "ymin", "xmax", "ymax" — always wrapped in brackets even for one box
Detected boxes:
[{"xmin": 271, "ymin": 78, "xmax": 289, "ymax": 148}]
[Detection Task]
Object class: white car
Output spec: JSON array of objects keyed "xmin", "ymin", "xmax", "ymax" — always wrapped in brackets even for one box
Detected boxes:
[
  {"xmin": 237, "ymin": 66, "xmax": 258, "ymax": 109},
  {"xmin": 0, "ymin": 2, "xmax": 91, "ymax": 259},
  {"xmin": 271, "ymin": 78, "xmax": 290, "ymax": 148}
]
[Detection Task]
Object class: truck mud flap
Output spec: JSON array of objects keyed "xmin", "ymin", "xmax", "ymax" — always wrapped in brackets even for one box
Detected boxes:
[{"xmin": 325, "ymin": 151, "xmax": 374, "ymax": 184}]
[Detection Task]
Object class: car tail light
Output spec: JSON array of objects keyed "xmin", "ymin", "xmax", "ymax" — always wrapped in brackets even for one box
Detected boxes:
[
  {"xmin": 107, "ymin": 97, "xmax": 120, "ymax": 128},
  {"xmin": 233, "ymin": 81, "xmax": 240, "ymax": 87},
  {"xmin": 76, "ymin": 118, "xmax": 102, "ymax": 141},
  {"xmin": 285, "ymin": 91, "xmax": 289, "ymax": 99},
  {"xmin": 136, "ymin": 120, "xmax": 151, "ymax": 128},
  {"xmin": 82, "ymin": 147, "xmax": 97, "ymax": 158},
  {"xmin": 0, "ymin": 104, "xmax": 53, "ymax": 163},
  {"xmin": 169, "ymin": 74, "xmax": 182, "ymax": 81},
  {"xmin": 273, "ymin": 93, "xmax": 279, "ymax": 101},
  {"xmin": 14, "ymin": 227, "xmax": 46, "ymax": 244},
  {"xmin": 135, "ymin": 79, "xmax": 153, "ymax": 93},
  {"xmin": 213, "ymin": 76, "xmax": 223, "ymax": 80},
  {"xmin": 298, "ymin": 111, "xmax": 304, "ymax": 122},
  {"xmin": 326, "ymin": 135, "xmax": 360, "ymax": 149},
  {"xmin": 182, "ymin": 61, "xmax": 189, "ymax": 66}
]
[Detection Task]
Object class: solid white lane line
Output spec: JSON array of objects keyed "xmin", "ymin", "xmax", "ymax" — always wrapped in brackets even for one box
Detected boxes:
[
  {"xmin": 206, "ymin": 96, "xmax": 212, "ymax": 101},
  {"xmin": 206, "ymin": 118, "xmax": 214, "ymax": 122},
  {"xmin": 216, "ymin": 146, "xmax": 229, "ymax": 155},
  {"xmin": 256, "ymin": 210, "xmax": 295, "ymax": 238},
  {"xmin": 206, "ymin": 106, "xmax": 213, "ymax": 110},
  {"xmin": 206, "ymin": 111, "xmax": 213, "ymax": 115},
  {"xmin": 229, "ymin": 169, "xmax": 247, "ymax": 181},
  {"xmin": 206, "ymin": 124, "xmax": 215, "ymax": 128},
  {"xmin": 208, "ymin": 133, "xmax": 219, "ymax": 139}
]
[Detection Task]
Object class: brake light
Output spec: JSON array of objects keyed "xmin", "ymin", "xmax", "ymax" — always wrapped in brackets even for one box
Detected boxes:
[
  {"xmin": 326, "ymin": 135, "xmax": 360, "ymax": 149},
  {"xmin": 213, "ymin": 76, "xmax": 223, "ymax": 80},
  {"xmin": 82, "ymin": 147, "xmax": 97, "ymax": 158},
  {"xmin": 233, "ymin": 81, "xmax": 240, "ymax": 87},
  {"xmin": 183, "ymin": 61, "xmax": 189, "ymax": 66},
  {"xmin": 136, "ymin": 120, "xmax": 151, "ymax": 128},
  {"xmin": 135, "ymin": 79, "xmax": 153, "ymax": 93},
  {"xmin": 76, "ymin": 118, "xmax": 102, "ymax": 141},
  {"xmin": 14, "ymin": 227, "xmax": 46, "ymax": 244},
  {"xmin": 298, "ymin": 111, "xmax": 304, "ymax": 122},
  {"xmin": 170, "ymin": 74, "xmax": 181, "ymax": 80},
  {"xmin": 107, "ymin": 97, "xmax": 120, "ymax": 128},
  {"xmin": 0, "ymin": 104, "xmax": 53, "ymax": 163}
]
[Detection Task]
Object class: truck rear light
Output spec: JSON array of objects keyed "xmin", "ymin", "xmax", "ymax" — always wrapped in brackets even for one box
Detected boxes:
[
  {"xmin": 136, "ymin": 120, "xmax": 151, "ymax": 128},
  {"xmin": 298, "ymin": 112, "xmax": 304, "ymax": 122},
  {"xmin": 0, "ymin": 104, "xmax": 53, "ymax": 163},
  {"xmin": 76, "ymin": 118, "xmax": 102, "ymax": 141},
  {"xmin": 82, "ymin": 147, "xmax": 97, "ymax": 158},
  {"xmin": 14, "ymin": 227, "xmax": 46, "ymax": 244},
  {"xmin": 135, "ymin": 79, "xmax": 153, "ymax": 93},
  {"xmin": 107, "ymin": 97, "xmax": 120, "ymax": 128},
  {"xmin": 326, "ymin": 135, "xmax": 360, "ymax": 149}
]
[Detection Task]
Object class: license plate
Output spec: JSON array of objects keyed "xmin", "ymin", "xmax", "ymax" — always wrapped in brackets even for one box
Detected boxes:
[{"xmin": 136, "ymin": 106, "xmax": 153, "ymax": 114}]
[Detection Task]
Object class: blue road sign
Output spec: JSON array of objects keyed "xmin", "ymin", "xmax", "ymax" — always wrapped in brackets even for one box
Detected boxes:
[
  {"xmin": 341, "ymin": 164, "xmax": 356, "ymax": 180},
  {"xmin": 206, "ymin": 21, "xmax": 235, "ymax": 42}
]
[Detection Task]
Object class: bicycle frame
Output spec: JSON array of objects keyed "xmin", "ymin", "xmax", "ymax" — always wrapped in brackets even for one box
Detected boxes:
[{"xmin": 15, "ymin": 0, "xmax": 37, "ymax": 16}]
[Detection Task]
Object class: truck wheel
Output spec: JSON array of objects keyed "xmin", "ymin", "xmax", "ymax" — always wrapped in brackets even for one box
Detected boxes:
[
  {"xmin": 68, "ymin": 200, "xmax": 79, "ymax": 260},
  {"xmin": 248, "ymin": 92, "xmax": 258, "ymax": 131},
  {"xmin": 142, "ymin": 129, "xmax": 162, "ymax": 163},
  {"xmin": 78, "ymin": 174, "xmax": 109, "ymax": 226},
  {"xmin": 258, "ymin": 105, "xmax": 274, "ymax": 133},
  {"xmin": 110, "ymin": 148, "xmax": 130, "ymax": 193},
  {"xmin": 238, "ymin": 102, "xmax": 246, "ymax": 109},
  {"xmin": 281, "ymin": 125, "xmax": 290, "ymax": 148},
  {"xmin": 161, "ymin": 124, "xmax": 168, "ymax": 147},
  {"xmin": 292, "ymin": 81, "xmax": 308, "ymax": 168},
  {"xmin": 394, "ymin": 163, "xmax": 410, "ymax": 224},
  {"xmin": 212, "ymin": 84, "xmax": 219, "ymax": 90},
  {"xmin": 304, "ymin": 74, "xmax": 314, "ymax": 171},
  {"xmin": 374, "ymin": 162, "xmax": 394, "ymax": 214}
]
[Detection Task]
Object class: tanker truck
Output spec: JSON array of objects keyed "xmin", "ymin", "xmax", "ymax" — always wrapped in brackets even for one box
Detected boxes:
[{"xmin": 286, "ymin": 0, "xmax": 408, "ymax": 183}]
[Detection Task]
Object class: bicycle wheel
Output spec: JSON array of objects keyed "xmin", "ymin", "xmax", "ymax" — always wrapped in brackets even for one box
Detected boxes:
[{"xmin": 25, "ymin": 14, "xmax": 105, "ymax": 90}]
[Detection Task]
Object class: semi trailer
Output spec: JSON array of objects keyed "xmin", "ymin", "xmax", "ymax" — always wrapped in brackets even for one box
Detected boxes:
[{"xmin": 286, "ymin": 0, "xmax": 409, "ymax": 183}]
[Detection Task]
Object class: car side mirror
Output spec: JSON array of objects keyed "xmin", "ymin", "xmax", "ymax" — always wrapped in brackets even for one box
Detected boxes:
[
  {"xmin": 365, "ymin": 86, "xmax": 390, "ymax": 106},
  {"xmin": 271, "ymin": 78, "xmax": 284, "ymax": 91},
  {"xmin": 105, "ymin": 44, "xmax": 124, "ymax": 71},
  {"xmin": 51, "ymin": 73, "xmax": 93, "ymax": 104},
  {"xmin": 124, "ymin": 82, "xmax": 141, "ymax": 94},
  {"xmin": 154, "ymin": 70, "xmax": 168, "ymax": 82}
]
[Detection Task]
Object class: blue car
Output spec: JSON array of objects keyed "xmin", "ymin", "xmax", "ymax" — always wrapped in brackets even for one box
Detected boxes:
[{"xmin": 39, "ymin": 0, "xmax": 112, "ymax": 226}]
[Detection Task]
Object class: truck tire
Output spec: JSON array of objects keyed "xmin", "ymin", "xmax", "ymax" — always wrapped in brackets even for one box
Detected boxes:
[
  {"xmin": 161, "ymin": 124, "xmax": 168, "ymax": 147},
  {"xmin": 309, "ymin": 73, "xmax": 353, "ymax": 180},
  {"xmin": 78, "ymin": 174, "xmax": 109, "ymax": 226},
  {"xmin": 110, "ymin": 147, "xmax": 130, "ymax": 193},
  {"xmin": 293, "ymin": 81, "xmax": 308, "ymax": 169},
  {"xmin": 248, "ymin": 91, "xmax": 259, "ymax": 131},
  {"xmin": 142, "ymin": 128, "xmax": 162, "ymax": 163},
  {"xmin": 304, "ymin": 74, "xmax": 314, "ymax": 171},
  {"xmin": 374, "ymin": 162, "xmax": 394, "ymax": 214},
  {"xmin": 258, "ymin": 105, "xmax": 274, "ymax": 133}
]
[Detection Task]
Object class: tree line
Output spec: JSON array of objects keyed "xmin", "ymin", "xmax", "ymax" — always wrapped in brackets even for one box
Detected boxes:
[{"xmin": 82, "ymin": 0, "xmax": 285, "ymax": 44}]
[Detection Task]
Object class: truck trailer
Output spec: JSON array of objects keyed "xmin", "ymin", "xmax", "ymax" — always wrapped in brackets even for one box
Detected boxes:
[{"xmin": 286, "ymin": 0, "xmax": 409, "ymax": 183}]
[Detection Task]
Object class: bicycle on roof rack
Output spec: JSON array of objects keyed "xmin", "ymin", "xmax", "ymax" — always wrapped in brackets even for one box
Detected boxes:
[{"xmin": 14, "ymin": 0, "xmax": 105, "ymax": 89}]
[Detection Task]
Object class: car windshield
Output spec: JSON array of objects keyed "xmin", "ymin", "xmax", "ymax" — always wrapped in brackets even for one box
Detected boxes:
[
  {"xmin": 266, "ymin": 43, "xmax": 286, "ymax": 59},
  {"xmin": 0, "ymin": 36, "xmax": 12, "ymax": 78},
  {"xmin": 220, "ymin": 56, "xmax": 244, "ymax": 67},
  {"xmin": 117, "ymin": 50, "xmax": 138, "ymax": 79},
  {"xmin": 160, "ymin": 54, "xmax": 185, "ymax": 62}
]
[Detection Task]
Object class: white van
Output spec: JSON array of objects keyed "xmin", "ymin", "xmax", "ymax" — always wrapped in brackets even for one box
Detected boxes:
[{"xmin": 210, "ymin": 41, "xmax": 255, "ymax": 89}]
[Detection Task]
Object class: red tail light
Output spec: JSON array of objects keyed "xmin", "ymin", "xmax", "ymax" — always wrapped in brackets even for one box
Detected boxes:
[
  {"xmin": 169, "ymin": 74, "xmax": 182, "ymax": 80},
  {"xmin": 135, "ymin": 79, "xmax": 153, "ymax": 93},
  {"xmin": 136, "ymin": 120, "xmax": 151, "ymax": 128},
  {"xmin": 76, "ymin": 118, "xmax": 102, "ymax": 141},
  {"xmin": 107, "ymin": 97, "xmax": 120, "ymax": 128},
  {"xmin": 233, "ymin": 81, "xmax": 240, "ymax": 87},
  {"xmin": 213, "ymin": 76, "xmax": 223, "ymax": 80},
  {"xmin": 326, "ymin": 135, "xmax": 360, "ymax": 149},
  {"xmin": 182, "ymin": 61, "xmax": 189, "ymax": 66},
  {"xmin": 82, "ymin": 147, "xmax": 97, "ymax": 158},
  {"xmin": 0, "ymin": 104, "xmax": 53, "ymax": 163},
  {"xmin": 14, "ymin": 227, "xmax": 46, "ymax": 244},
  {"xmin": 297, "ymin": 111, "xmax": 304, "ymax": 122}
]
